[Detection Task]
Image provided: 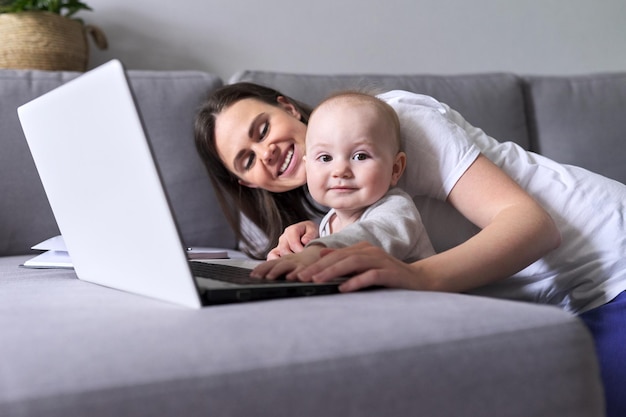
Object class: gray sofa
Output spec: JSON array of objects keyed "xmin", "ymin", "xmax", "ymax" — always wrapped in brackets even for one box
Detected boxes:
[{"xmin": 3, "ymin": 67, "xmax": 624, "ymax": 416}]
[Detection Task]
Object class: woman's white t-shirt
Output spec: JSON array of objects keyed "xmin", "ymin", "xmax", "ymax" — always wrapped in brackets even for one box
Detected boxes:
[{"xmin": 379, "ymin": 90, "xmax": 626, "ymax": 314}]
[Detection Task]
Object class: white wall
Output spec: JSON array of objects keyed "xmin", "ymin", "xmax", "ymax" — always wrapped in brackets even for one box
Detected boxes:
[{"xmin": 83, "ymin": 0, "xmax": 626, "ymax": 81}]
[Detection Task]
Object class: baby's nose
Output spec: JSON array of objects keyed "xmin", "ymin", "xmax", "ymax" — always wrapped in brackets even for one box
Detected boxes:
[{"xmin": 332, "ymin": 161, "xmax": 353, "ymax": 178}]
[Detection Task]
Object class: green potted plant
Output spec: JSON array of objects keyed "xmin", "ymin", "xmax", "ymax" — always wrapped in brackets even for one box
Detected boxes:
[{"xmin": 0, "ymin": 0, "xmax": 108, "ymax": 71}]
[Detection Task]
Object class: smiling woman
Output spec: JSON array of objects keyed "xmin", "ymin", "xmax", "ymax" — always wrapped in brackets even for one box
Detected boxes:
[
  {"xmin": 214, "ymin": 97, "xmax": 307, "ymax": 192},
  {"xmin": 194, "ymin": 82, "xmax": 323, "ymax": 258}
]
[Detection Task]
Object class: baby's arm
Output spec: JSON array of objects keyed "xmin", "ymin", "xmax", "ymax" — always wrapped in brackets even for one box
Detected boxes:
[
  {"xmin": 309, "ymin": 189, "xmax": 435, "ymax": 262},
  {"xmin": 267, "ymin": 220, "xmax": 319, "ymax": 260},
  {"xmin": 255, "ymin": 191, "xmax": 435, "ymax": 281}
]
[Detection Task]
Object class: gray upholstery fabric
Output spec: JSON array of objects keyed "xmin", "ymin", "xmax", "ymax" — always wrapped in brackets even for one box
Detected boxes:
[
  {"xmin": 126, "ymin": 71, "xmax": 234, "ymax": 250},
  {"xmin": 0, "ymin": 69, "xmax": 234, "ymax": 256},
  {"xmin": 0, "ymin": 256, "xmax": 604, "ymax": 417},
  {"xmin": 524, "ymin": 73, "xmax": 626, "ymax": 184},
  {"xmin": 0, "ymin": 71, "xmax": 78, "ymax": 255},
  {"xmin": 230, "ymin": 71, "xmax": 531, "ymax": 149}
]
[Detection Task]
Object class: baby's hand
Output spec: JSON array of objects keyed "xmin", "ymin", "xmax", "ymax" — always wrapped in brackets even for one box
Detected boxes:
[
  {"xmin": 253, "ymin": 245, "xmax": 324, "ymax": 280},
  {"xmin": 267, "ymin": 221, "xmax": 319, "ymax": 260}
]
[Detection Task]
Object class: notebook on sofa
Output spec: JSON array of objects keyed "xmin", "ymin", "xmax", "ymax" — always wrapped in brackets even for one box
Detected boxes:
[{"xmin": 17, "ymin": 59, "xmax": 342, "ymax": 308}]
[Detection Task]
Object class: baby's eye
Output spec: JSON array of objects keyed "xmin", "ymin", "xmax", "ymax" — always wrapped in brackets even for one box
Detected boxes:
[
  {"xmin": 353, "ymin": 152, "xmax": 369, "ymax": 161},
  {"xmin": 317, "ymin": 154, "xmax": 332, "ymax": 163}
]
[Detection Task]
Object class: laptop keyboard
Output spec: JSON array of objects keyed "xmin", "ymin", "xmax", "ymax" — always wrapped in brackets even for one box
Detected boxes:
[{"xmin": 189, "ymin": 261, "xmax": 286, "ymax": 285}]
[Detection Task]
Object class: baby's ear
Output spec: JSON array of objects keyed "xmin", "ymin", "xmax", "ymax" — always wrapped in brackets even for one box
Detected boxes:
[{"xmin": 390, "ymin": 151, "xmax": 407, "ymax": 186}]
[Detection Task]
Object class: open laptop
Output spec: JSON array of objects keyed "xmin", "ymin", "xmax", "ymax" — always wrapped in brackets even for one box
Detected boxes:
[{"xmin": 17, "ymin": 59, "xmax": 342, "ymax": 308}]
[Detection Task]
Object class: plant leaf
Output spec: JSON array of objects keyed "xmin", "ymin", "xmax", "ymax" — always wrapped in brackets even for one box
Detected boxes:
[{"xmin": 0, "ymin": 0, "xmax": 93, "ymax": 15}]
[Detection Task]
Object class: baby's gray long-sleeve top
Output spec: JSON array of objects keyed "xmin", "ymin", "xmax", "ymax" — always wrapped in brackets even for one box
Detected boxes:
[{"xmin": 307, "ymin": 188, "xmax": 436, "ymax": 263}]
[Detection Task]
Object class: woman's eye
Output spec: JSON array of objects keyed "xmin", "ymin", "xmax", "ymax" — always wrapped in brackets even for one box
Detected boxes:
[
  {"xmin": 259, "ymin": 121, "xmax": 269, "ymax": 140},
  {"xmin": 244, "ymin": 153, "xmax": 255, "ymax": 170},
  {"xmin": 353, "ymin": 152, "xmax": 368, "ymax": 161}
]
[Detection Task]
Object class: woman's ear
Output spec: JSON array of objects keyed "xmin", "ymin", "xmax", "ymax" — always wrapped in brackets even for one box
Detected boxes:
[
  {"xmin": 238, "ymin": 179, "xmax": 258, "ymax": 189},
  {"xmin": 277, "ymin": 96, "xmax": 302, "ymax": 120},
  {"xmin": 390, "ymin": 151, "xmax": 407, "ymax": 186}
]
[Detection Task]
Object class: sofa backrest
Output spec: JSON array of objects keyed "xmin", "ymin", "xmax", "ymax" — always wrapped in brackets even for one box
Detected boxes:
[
  {"xmin": 231, "ymin": 70, "xmax": 626, "ymax": 186},
  {"xmin": 230, "ymin": 71, "xmax": 531, "ymax": 149},
  {"xmin": 524, "ymin": 73, "xmax": 626, "ymax": 184},
  {"xmin": 4, "ymin": 68, "xmax": 625, "ymax": 256},
  {"xmin": 0, "ymin": 69, "xmax": 236, "ymax": 256}
]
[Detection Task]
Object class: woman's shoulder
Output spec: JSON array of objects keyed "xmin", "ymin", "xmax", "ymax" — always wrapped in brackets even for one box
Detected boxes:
[
  {"xmin": 381, "ymin": 90, "xmax": 481, "ymax": 201},
  {"xmin": 376, "ymin": 90, "xmax": 449, "ymax": 114}
]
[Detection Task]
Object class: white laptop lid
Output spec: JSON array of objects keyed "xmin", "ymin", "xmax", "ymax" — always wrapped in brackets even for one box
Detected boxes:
[{"xmin": 18, "ymin": 60, "xmax": 203, "ymax": 308}]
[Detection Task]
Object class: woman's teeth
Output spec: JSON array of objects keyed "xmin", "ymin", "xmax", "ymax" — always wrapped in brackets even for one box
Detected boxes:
[{"xmin": 279, "ymin": 149, "xmax": 294, "ymax": 175}]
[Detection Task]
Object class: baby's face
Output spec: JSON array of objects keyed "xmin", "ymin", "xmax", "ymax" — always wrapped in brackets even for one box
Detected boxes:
[{"xmin": 305, "ymin": 101, "xmax": 401, "ymax": 213}]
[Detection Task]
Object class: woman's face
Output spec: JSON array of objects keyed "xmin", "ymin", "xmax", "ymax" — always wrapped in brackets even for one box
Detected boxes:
[{"xmin": 214, "ymin": 97, "xmax": 308, "ymax": 193}]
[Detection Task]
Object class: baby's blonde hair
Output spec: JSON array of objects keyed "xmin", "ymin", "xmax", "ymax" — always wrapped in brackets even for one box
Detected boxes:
[{"xmin": 311, "ymin": 90, "xmax": 402, "ymax": 153}]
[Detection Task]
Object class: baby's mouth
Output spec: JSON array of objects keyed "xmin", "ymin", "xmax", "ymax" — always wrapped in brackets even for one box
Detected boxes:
[{"xmin": 278, "ymin": 147, "xmax": 294, "ymax": 176}]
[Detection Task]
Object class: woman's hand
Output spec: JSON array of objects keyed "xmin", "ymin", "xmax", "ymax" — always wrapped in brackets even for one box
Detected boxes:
[
  {"xmin": 267, "ymin": 220, "xmax": 319, "ymax": 260},
  {"xmin": 253, "ymin": 245, "xmax": 324, "ymax": 280},
  {"xmin": 296, "ymin": 242, "xmax": 429, "ymax": 293}
]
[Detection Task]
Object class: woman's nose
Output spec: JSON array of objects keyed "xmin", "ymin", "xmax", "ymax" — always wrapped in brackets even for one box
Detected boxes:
[{"xmin": 256, "ymin": 143, "xmax": 278, "ymax": 164}]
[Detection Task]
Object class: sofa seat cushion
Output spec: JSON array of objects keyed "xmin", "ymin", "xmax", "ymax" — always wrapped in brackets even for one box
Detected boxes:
[{"xmin": 0, "ymin": 256, "xmax": 604, "ymax": 417}]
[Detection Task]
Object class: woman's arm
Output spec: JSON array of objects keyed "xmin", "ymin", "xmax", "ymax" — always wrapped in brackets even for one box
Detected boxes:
[{"xmin": 296, "ymin": 155, "xmax": 562, "ymax": 293}]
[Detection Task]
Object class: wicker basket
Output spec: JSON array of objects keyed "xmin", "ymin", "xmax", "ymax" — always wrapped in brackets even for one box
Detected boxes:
[{"xmin": 0, "ymin": 11, "xmax": 107, "ymax": 72}]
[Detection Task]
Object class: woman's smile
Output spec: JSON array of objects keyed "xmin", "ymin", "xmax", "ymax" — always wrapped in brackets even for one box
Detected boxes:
[{"xmin": 278, "ymin": 146, "xmax": 295, "ymax": 176}]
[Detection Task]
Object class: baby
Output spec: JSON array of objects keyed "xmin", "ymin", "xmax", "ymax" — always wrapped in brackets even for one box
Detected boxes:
[{"xmin": 253, "ymin": 91, "xmax": 435, "ymax": 279}]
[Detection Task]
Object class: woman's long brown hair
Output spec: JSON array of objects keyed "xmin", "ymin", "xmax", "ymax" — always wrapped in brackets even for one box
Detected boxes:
[{"xmin": 194, "ymin": 82, "xmax": 324, "ymax": 259}]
